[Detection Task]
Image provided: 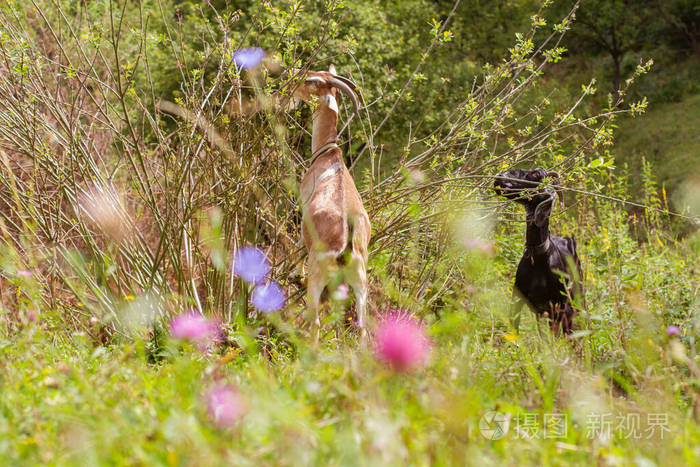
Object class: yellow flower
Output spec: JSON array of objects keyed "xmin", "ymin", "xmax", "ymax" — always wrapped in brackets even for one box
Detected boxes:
[
  {"xmin": 124, "ymin": 295, "xmax": 135, "ymax": 301},
  {"xmin": 503, "ymin": 333, "xmax": 517, "ymax": 343}
]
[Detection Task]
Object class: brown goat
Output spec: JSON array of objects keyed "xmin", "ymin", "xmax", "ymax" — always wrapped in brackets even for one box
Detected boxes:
[{"xmin": 294, "ymin": 66, "xmax": 370, "ymax": 341}]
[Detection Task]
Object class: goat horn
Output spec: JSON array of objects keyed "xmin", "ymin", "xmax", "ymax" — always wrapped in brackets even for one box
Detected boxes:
[
  {"xmin": 545, "ymin": 186, "xmax": 564, "ymax": 209},
  {"xmin": 546, "ymin": 171, "xmax": 564, "ymax": 206},
  {"xmin": 330, "ymin": 73, "xmax": 366, "ymax": 106},
  {"xmin": 328, "ymin": 76, "xmax": 361, "ymax": 117},
  {"xmin": 304, "ymin": 76, "xmax": 326, "ymax": 85}
]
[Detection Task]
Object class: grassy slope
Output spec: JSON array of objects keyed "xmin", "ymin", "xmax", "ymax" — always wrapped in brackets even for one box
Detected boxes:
[{"xmin": 614, "ymin": 93, "xmax": 700, "ymax": 196}]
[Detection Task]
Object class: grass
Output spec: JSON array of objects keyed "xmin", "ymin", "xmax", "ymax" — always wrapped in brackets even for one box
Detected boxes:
[
  {"xmin": 2, "ymin": 193, "xmax": 699, "ymax": 465},
  {"xmin": 614, "ymin": 93, "xmax": 700, "ymax": 202}
]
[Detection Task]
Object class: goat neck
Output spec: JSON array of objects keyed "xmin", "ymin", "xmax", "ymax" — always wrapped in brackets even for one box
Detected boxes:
[
  {"xmin": 311, "ymin": 91, "xmax": 339, "ymax": 157},
  {"xmin": 524, "ymin": 206, "xmax": 551, "ymax": 255}
]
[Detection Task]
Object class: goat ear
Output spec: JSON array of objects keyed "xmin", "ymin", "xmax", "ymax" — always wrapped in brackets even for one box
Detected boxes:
[
  {"xmin": 533, "ymin": 195, "xmax": 555, "ymax": 227},
  {"xmin": 329, "ymin": 64, "xmax": 337, "ymax": 74}
]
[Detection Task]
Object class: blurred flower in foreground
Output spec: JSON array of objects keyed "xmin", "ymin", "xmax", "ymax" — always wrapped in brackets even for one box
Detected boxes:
[
  {"xmin": 26, "ymin": 310, "xmax": 37, "ymax": 323},
  {"xmin": 233, "ymin": 246, "xmax": 271, "ymax": 284},
  {"xmin": 251, "ymin": 281, "xmax": 286, "ymax": 313},
  {"xmin": 332, "ymin": 284, "xmax": 349, "ymax": 301},
  {"xmin": 206, "ymin": 384, "xmax": 244, "ymax": 429},
  {"xmin": 233, "ymin": 47, "xmax": 265, "ymax": 70},
  {"xmin": 461, "ymin": 238, "xmax": 496, "ymax": 256},
  {"xmin": 17, "ymin": 270, "xmax": 32, "ymax": 278},
  {"xmin": 170, "ymin": 311, "xmax": 220, "ymax": 343},
  {"xmin": 451, "ymin": 207, "xmax": 495, "ymax": 256},
  {"xmin": 375, "ymin": 312, "xmax": 430, "ymax": 372},
  {"xmin": 666, "ymin": 325, "xmax": 680, "ymax": 337},
  {"xmin": 79, "ymin": 186, "xmax": 129, "ymax": 243},
  {"xmin": 503, "ymin": 333, "xmax": 517, "ymax": 343}
]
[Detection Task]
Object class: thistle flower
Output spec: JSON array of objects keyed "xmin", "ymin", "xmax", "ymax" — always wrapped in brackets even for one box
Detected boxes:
[
  {"xmin": 233, "ymin": 246, "xmax": 270, "ymax": 284},
  {"xmin": 375, "ymin": 312, "xmax": 431, "ymax": 372},
  {"xmin": 251, "ymin": 281, "xmax": 286, "ymax": 313},
  {"xmin": 233, "ymin": 47, "xmax": 265, "ymax": 70},
  {"xmin": 666, "ymin": 325, "xmax": 680, "ymax": 337},
  {"xmin": 170, "ymin": 311, "xmax": 220, "ymax": 343},
  {"xmin": 205, "ymin": 384, "xmax": 244, "ymax": 429}
]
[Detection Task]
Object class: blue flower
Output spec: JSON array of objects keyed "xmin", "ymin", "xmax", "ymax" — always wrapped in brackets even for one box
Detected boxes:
[
  {"xmin": 233, "ymin": 47, "xmax": 265, "ymax": 70},
  {"xmin": 251, "ymin": 281, "xmax": 286, "ymax": 313},
  {"xmin": 233, "ymin": 247, "xmax": 270, "ymax": 284}
]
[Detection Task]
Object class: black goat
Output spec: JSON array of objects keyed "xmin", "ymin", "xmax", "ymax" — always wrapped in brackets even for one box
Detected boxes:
[{"xmin": 494, "ymin": 168, "xmax": 582, "ymax": 334}]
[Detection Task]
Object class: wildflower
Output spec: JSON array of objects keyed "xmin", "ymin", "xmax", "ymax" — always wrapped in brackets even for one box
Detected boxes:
[
  {"xmin": 462, "ymin": 238, "xmax": 496, "ymax": 256},
  {"xmin": 375, "ymin": 312, "xmax": 431, "ymax": 372},
  {"xmin": 233, "ymin": 47, "xmax": 265, "ymax": 70},
  {"xmin": 333, "ymin": 284, "xmax": 349, "ymax": 301},
  {"xmin": 233, "ymin": 247, "xmax": 271, "ymax": 284},
  {"xmin": 251, "ymin": 281, "xmax": 286, "ymax": 313},
  {"xmin": 170, "ymin": 311, "xmax": 220, "ymax": 343},
  {"xmin": 205, "ymin": 384, "xmax": 244, "ymax": 429},
  {"xmin": 26, "ymin": 310, "xmax": 36, "ymax": 323},
  {"xmin": 665, "ymin": 325, "xmax": 680, "ymax": 337},
  {"xmin": 17, "ymin": 270, "xmax": 32, "ymax": 278},
  {"xmin": 503, "ymin": 333, "xmax": 517, "ymax": 343}
]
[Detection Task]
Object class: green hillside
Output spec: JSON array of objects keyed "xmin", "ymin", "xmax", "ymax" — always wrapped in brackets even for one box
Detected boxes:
[{"xmin": 615, "ymin": 93, "xmax": 700, "ymax": 201}]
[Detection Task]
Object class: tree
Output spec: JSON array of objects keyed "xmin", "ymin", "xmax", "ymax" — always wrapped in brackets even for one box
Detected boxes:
[{"xmin": 557, "ymin": 0, "xmax": 656, "ymax": 94}]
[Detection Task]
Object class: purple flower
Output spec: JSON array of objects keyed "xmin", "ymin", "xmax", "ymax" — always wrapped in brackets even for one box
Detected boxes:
[
  {"xmin": 666, "ymin": 325, "xmax": 680, "ymax": 337},
  {"xmin": 251, "ymin": 281, "xmax": 286, "ymax": 313},
  {"xmin": 206, "ymin": 384, "xmax": 244, "ymax": 429},
  {"xmin": 170, "ymin": 311, "xmax": 220, "ymax": 343},
  {"xmin": 233, "ymin": 47, "xmax": 265, "ymax": 70},
  {"xmin": 233, "ymin": 247, "xmax": 271, "ymax": 284},
  {"xmin": 375, "ymin": 311, "xmax": 431, "ymax": 372},
  {"xmin": 17, "ymin": 270, "xmax": 33, "ymax": 278}
]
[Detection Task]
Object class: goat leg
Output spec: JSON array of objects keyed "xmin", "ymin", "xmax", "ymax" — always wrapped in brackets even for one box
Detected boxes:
[
  {"xmin": 347, "ymin": 254, "xmax": 368, "ymax": 339},
  {"xmin": 307, "ymin": 261, "xmax": 326, "ymax": 345},
  {"xmin": 511, "ymin": 294, "xmax": 525, "ymax": 333}
]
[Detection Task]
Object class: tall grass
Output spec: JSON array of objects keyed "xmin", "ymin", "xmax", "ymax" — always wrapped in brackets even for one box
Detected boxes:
[{"xmin": 0, "ymin": 1, "xmax": 659, "ymax": 336}]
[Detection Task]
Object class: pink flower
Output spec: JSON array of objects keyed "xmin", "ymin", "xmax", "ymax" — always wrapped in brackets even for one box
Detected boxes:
[
  {"xmin": 206, "ymin": 384, "xmax": 244, "ymax": 429},
  {"xmin": 375, "ymin": 311, "xmax": 431, "ymax": 372},
  {"xmin": 27, "ymin": 310, "xmax": 37, "ymax": 323},
  {"xmin": 17, "ymin": 270, "xmax": 33, "ymax": 278},
  {"xmin": 333, "ymin": 284, "xmax": 350, "ymax": 301},
  {"xmin": 666, "ymin": 325, "xmax": 680, "ymax": 337},
  {"xmin": 170, "ymin": 311, "xmax": 220, "ymax": 343}
]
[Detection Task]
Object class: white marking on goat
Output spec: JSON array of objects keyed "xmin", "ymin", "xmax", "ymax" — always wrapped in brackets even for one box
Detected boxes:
[
  {"xmin": 321, "ymin": 94, "xmax": 339, "ymax": 114},
  {"xmin": 318, "ymin": 163, "xmax": 342, "ymax": 183}
]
